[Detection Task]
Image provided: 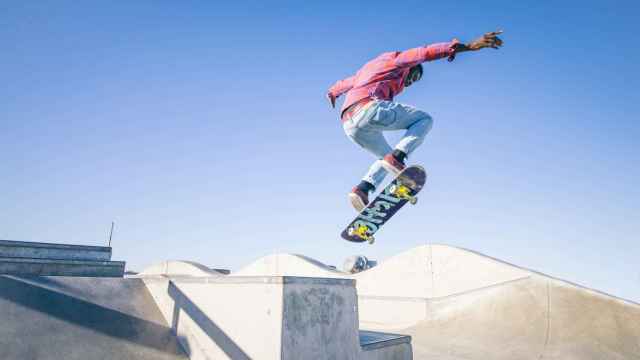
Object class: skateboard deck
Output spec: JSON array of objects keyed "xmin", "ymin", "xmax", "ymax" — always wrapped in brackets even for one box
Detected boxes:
[{"xmin": 341, "ymin": 165, "xmax": 427, "ymax": 244}]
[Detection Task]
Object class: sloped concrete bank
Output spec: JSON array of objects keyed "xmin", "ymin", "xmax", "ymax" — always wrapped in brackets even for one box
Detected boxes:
[{"xmin": 0, "ymin": 276, "xmax": 186, "ymax": 360}]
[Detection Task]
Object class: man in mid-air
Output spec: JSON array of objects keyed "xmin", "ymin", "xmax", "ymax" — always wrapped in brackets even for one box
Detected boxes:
[{"xmin": 327, "ymin": 30, "xmax": 504, "ymax": 212}]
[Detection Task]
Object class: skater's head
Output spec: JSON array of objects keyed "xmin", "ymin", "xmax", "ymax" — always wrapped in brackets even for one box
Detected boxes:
[{"xmin": 404, "ymin": 64, "xmax": 423, "ymax": 87}]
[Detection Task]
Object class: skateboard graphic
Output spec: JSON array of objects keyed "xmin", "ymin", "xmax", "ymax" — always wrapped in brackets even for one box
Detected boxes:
[{"xmin": 341, "ymin": 165, "xmax": 427, "ymax": 244}]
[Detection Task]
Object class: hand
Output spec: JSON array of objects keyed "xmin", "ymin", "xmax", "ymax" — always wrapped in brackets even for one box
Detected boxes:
[
  {"xmin": 326, "ymin": 93, "xmax": 336, "ymax": 109},
  {"xmin": 467, "ymin": 30, "xmax": 504, "ymax": 51}
]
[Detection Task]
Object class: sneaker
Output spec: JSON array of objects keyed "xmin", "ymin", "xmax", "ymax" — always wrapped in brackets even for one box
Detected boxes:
[
  {"xmin": 381, "ymin": 153, "xmax": 406, "ymax": 175},
  {"xmin": 348, "ymin": 187, "xmax": 369, "ymax": 212}
]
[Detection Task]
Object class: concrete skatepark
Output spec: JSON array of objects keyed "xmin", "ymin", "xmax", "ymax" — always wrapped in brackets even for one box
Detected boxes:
[
  {"xmin": 1, "ymin": 241, "xmax": 638, "ymax": 359},
  {"xmin": 233, "ymin": 245, "xmax": 640, "ymax": 359}
]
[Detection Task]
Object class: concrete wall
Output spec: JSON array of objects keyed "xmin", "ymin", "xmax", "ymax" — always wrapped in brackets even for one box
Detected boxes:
[
  {"xmin": 282, "ymin": 279, "xmax": 360, "ymax": 360},
  {"xmin": 143, "ymin": 275, "xmax": 365, "ymax": 360}
]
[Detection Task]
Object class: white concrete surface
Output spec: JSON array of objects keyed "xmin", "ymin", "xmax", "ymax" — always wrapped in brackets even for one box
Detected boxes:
[
  {"xmin": 402, "ymin": 276, "xmax": 640, "ymax": 359},
  {"xmin": 235, "ymin": 253, "xmax": 347, "ymax": 278},
  {"xmin": 228, "ymin": 244, "xmax": 640, "ymax": 359},
  {"xmin": 235, "ymin": 245, "xmax": 532, "ymax": 299},
  {"xmin": 142, "ymin": 275, "xmax": 407, "ymax": 360},
  {"xmin": 281, "ymin": 279, "xmax": 360, "ymax": 360},
  {"xmin": 139, "ymin": 260, "xmax": 225, "ymax": 277},
  {"xmin": 144, "ymin": 276, "xmax": 287, "ymax": 359}
]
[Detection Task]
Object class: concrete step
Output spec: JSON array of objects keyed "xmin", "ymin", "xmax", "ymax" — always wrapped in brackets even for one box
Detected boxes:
[
  {"xmin": 0, "ymin": 257, "xmax": 125, "ymax": 277},
  {"xmin": 0, "ymin": 240, "xmax": 112, "ymax": 261},
  {"xmin": 359, "ymin": 330, "xmax": 411, "ymax": 352}
]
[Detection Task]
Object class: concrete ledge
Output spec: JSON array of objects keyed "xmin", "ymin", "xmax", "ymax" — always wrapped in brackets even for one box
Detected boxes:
[
  {"xmin": 359, "ymin": 331, "xmax": 411, "ymax": 351},
  {"xmin": 0, "ymin": 257, "xmax": 125, "ymax": 277},
  {"xmin": 0, "ymin": 240, "xmax": 112, "ymax": 261},
  {"xmin": 141, "ymin": 274, "xmax": 355, "ymax": 286}
]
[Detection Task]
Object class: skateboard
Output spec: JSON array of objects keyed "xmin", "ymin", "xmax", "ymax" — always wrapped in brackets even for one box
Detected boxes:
[{"xmin": 341, "ymin": 165, "xmax": 427, "ymax": 244}]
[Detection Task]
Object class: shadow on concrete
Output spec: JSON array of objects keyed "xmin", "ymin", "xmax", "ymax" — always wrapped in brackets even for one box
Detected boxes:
[
  {"xmin": 0, "ymin": 275, "xmax": 186, "ymax": 359},
  {"xmin": 168, "ymin": 281, "xmax": 251, "ymax": 360},
  {"xmin": 11, "ymin": 274, "xmax": 82, "ymax": 293}
]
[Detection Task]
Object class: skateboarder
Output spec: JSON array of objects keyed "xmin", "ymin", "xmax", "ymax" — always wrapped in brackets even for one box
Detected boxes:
[{"xmin": 327, "ymin": 31, "xmax": 503, "ymax": 211}]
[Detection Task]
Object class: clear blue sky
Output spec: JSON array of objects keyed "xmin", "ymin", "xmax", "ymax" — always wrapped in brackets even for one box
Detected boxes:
[{"xmin": 2, "ymin": 1, "xmax": 639, "ymax": 300}]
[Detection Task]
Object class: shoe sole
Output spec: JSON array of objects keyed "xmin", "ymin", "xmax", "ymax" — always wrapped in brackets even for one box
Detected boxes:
[
  {"xmin": 381, "ymin": 159, "xmax": 404, "ymax": 176},
  {"xmin": 348, "ymin": 193, "xmax": 366, "ymax": 212}
]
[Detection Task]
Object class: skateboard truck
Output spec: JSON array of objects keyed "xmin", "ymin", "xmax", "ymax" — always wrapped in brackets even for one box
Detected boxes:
[
  {"xmin": 388, "ymin": 183, "xmax": 418, "ymax": 205},
  {"xmin": 348, "ymin": 225, "xmax": 375, "ymax": 244}
]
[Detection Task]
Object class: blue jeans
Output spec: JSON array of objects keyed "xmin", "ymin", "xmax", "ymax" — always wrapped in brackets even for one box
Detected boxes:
[{"xmin": 343, "ymin": 100, "xmax": 433, "ymax": 189}]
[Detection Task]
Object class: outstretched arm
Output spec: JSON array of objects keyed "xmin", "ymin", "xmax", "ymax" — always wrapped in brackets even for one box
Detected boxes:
[
  {"xmin": 394, "ymin": 42, "xmax": 458, "ymax": 68},
  {"xmin": 395, "ymin": 30, "xmax": 504, "ymax": 67},
  {"xmin": 327, "ymin": 75, "xmax": 355, "ymax": 109}
]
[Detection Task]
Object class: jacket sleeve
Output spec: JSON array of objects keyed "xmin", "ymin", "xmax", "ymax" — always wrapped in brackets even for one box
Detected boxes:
[
  {"xmin": 328, "ymin": 75, "xmax": 356, "ymax": 98},
  {"xmin": 394, "ymin": 41, "xmax": 459, "ymax": 68}
]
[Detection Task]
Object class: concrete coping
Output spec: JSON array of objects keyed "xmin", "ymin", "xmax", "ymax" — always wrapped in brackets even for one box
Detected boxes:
[
  {"xmin": 0, "ymin": 257, "xmax": 125, "ymax": 267},
  {"xmin": 359, "ymin": 330, "xmax": 411, "ymax": 351},
  {"xmin": 0, "ymin": 239, "xmax": 111, "ymax": 252},
  {"xmin": 141, "ymin": 275, "xmax": 355, "ymax": 286}
]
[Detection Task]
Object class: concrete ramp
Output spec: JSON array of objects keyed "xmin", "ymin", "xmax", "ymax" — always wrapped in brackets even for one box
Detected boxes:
[
  {"xmin": 403, "ymin": 276, "xmax": 640, "ymax": 359},
  {"xmin": 353, "ymin": 244, "xmax": 531, "ymax": 299},
  {"xmin": 357, "ymin": 245, "xmax": 640, "ymax": 359},
  {"xmin": 139, "ymin": 260, "xmax": 226, "ymax": 277},
  {"xmin": 234, "ymin": 245, "xmax": 533, "ymax": 299},
  {"xmin": 232, "ymin": 244, "xmax": 640, "ymax": 359},
  {"xmin": 235, "ymin": 253, "xmax": 347, "ymax": 278},
  {"xmin": 0, "ymin": 276, "xmax": 186, "ymax": 360}
]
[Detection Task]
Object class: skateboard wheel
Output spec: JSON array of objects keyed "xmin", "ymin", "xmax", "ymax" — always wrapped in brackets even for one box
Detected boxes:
[
  {"xmin": 348, "ymin": 227, "xmax": 355, "ymax": 236},
  {"xmin": 368, "ymin": 236, "xmax": 375, "ymax": 245},
  {"xmin": 389, "ymin": 184, "xmax": 397, "ymax": 193},
  {"xmin": 410, "ymin": 197, "xmax": 418, "ymax": 205}
]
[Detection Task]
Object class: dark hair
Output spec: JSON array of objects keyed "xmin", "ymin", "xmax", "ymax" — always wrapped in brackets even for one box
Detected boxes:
[{"xmin": 409, "ymin": 64, "xmax": 423, "ymax": 78}]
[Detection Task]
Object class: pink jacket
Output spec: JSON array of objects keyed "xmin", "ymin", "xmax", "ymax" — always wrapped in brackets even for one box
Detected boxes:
[{"xmin": 328, "ymin": 41, "xmax": 459, "ymax": 116}]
